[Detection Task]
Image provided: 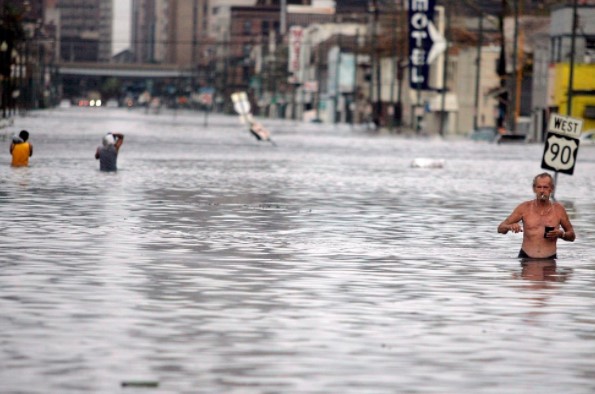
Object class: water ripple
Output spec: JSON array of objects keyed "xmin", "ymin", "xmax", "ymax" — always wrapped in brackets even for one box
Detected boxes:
[{"xmin": 1, "ymin": 108, "xmax": 595, "ymax": 393}]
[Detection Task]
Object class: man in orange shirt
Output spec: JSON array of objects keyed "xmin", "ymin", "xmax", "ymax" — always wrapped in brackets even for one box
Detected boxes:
[{"xmin": 10, "ymin": 130, "xmax": 33, "ymax": 167}]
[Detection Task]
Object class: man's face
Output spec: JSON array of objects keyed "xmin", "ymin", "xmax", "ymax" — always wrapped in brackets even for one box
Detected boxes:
[{"xmin": 533, "ymin": 178, "xmax": 553, "ymax": 200}]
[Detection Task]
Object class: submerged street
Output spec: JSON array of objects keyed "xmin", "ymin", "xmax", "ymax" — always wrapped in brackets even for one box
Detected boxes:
[{"xmin": 1, "ymin": 107, "xmax": 595, "ymax": 393}]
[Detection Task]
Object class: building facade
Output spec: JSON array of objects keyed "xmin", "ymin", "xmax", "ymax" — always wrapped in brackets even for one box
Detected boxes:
[
  {"xmin": 132, "ymin": 0, "xmax": 212, "ymax": 66},
  {"xmin": 532, "ymin": 4, "xmax": 595, "ymax": 141},
  {"xmin": 53, "ymin": 0, "xmax": 112, "ymax": 62},
  {"xmin": 131, "ymin": 0, "xmax": 157, "ymax": 63}
]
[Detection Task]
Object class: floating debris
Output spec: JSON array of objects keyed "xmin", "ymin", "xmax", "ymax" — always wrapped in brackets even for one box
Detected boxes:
[
  {"xmin": 410, "ymin": 158, "xmax": 445, "ymax": 169},
  {"xmin": 121, "ymin": 380, "xmax": 159, "ymax": 388}
]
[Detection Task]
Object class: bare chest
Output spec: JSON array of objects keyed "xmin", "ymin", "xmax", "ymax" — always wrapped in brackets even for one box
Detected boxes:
[{"xmin": 522, "ymin": 202, "xmax": 560, "ymax": 230}]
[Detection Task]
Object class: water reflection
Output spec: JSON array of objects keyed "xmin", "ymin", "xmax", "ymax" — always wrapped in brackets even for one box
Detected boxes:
[{"xmin": 514, "ymin": 258, "xmax": 573, "ymax": 283}]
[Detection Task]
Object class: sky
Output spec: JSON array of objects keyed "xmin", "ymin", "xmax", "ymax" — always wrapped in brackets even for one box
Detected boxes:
[{"xmin": 112, "ymin": 0, "xmax": 132, "ymax": 55}]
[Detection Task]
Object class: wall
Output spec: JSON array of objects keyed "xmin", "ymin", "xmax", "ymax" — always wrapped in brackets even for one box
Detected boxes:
[{"xmin": 553, "ymin": 63, "xmax": 595, "ymax": 131}]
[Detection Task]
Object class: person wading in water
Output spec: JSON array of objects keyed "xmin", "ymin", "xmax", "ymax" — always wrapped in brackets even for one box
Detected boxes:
[
  {"xmin": 95, "ymin": 132, "xmax": 124, "ymax": 172},
  {"xmin": 10, "ymin": 130, "xmax": 33, "ymax": 167},
  {"xmin": 498, "ymin": 172, "xmax": 575, "ymax": 259}
]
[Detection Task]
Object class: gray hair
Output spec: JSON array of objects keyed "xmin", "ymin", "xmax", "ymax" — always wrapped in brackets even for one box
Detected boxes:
[{"xmin": 532, "ymin": 172, "xmax": 555, "ymax": 190}]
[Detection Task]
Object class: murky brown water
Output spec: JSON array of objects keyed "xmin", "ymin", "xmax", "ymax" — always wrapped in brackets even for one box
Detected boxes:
[{"xmin": 1, "ymin": 107, "xmax": 595, "ymax": 393}]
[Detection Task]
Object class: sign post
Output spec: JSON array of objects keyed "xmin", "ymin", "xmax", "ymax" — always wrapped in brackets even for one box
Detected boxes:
[{"xmin": 541, "ymin": 113, "xmax": 582, "ymax": 198}]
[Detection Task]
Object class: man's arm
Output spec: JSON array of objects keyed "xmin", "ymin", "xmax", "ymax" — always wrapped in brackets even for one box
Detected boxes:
[
  {"xmin": 29, "ymin": 144, "xmax": 33, "ymax": 157},
  {"xmin": 95, "ymin": 147, "xmax": 101, "ymax": 159},
  {"xmin": 558, "ymin": 206, "xmax": 576, "ymax": 242},
  {"xmin": 113, "ymin": 133, "xmax": 124, "ymax": 150},
  {"xmin": 498, "ymin": 204, "xmax": 524, "ymax": 234}
]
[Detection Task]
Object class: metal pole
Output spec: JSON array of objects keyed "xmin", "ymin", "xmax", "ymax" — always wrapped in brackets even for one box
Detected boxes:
[
  {"xmin": 352, "ymin": 29, "xmax": 359, "ymax": 127},
  {"xmin": 510, "ymin": 0, "xmax": 519, "ymax": 133},
  {"xmin": 416, "ymin": 82, "xmax": 421, "ymax": 133},
  {"xmin": 566, "ymin": 0, "xmax": 578, "ymax": 116},
  {"xmin": 438, "ymin": 5, "xmax": 450, "ymax": 137},
  {"xmin": 280, "ymin": 0, "xmax": 287, "ymax": 36},
  {"xmin": 333, "ymin": 32, "xmax": 341, "ymax": 124},
  {"xmin": 374, "ymin": 3, "xmax": 381, "ymax": 127},
  {"xmin": 315, "ymin": 41, "xmax": 322, "ymax": 121},
  {"xmin": 473, "ymin": 12, "xmax": 483, "ymax": 130},
  {"xmin": 552, "ymin": 171, "xmax": 559, "ymax": 201},
  {"xmin": 389, "ymin": 7, "xmax": 397, "ymax": 132},
  {"xmin": 368, "ymin": 4, "xmax": 375, "ymax": 127},
  {"xmin": 396, "ymin": 0, "xmax": 404, "ymax": 130}
]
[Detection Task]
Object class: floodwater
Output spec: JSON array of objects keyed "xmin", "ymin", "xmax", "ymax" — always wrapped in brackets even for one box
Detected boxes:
[{"xmin": 1, "ymin": 107, "xmax": 595, "ymax": 394}]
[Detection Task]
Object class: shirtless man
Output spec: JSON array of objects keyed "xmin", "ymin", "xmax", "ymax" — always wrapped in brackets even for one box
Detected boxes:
[{"xmin": 498, "ymin": 172, "xmax": 575, "ymax": 259}]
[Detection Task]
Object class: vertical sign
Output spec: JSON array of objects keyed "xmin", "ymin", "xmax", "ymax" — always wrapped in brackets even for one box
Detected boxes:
[
  {"xmin": 288, "ymin": 26, "xmax": 304, "ymax": 79},
  {"xmin": 338, "ymin": 53, "xmax": 355, "ymax": 93},
  {"xmin": 408, "ymin": 0, "xmax": 436, "ymax": 89}
]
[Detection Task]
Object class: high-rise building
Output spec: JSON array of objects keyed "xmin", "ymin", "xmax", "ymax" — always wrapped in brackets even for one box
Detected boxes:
[
  {"xmin": 132, "ymin": 0, "xmax": 211, "ymax": 66},
  {"xmin": 131, "ymin": 0, "xmax": 157, "ymax": 63},
  {"xmin": 53, "ymin": 0, "xmax": 113, "ymax": 62},
  {"xmin": 168, "ymin": 0, "xmax": 210, "ymax": 65}
]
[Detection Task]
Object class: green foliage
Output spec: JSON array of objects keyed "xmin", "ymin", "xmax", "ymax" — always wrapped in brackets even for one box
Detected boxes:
[{"xmin": 101, "ymin": 77, "xmax": 122, "ymax": 98}]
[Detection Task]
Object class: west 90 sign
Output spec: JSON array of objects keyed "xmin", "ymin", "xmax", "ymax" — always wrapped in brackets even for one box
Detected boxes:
[{"xmin": 541, "ymin": 114, "xmax": 582, "ymax": 175}]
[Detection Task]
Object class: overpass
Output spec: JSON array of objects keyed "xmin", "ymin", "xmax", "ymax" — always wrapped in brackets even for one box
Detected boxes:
[
  {"xmin": 57, "ymin": 62, "xmax": 196, "ymax": 78},
  {"xmin": 56, "ymin": 62, "xmax": 201, "ymax": 101}
]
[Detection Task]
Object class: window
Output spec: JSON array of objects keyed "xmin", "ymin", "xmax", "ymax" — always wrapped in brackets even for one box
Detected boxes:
[{"xmin": 243, "ymin": 20, "xmax": 252, "ymax": 34}]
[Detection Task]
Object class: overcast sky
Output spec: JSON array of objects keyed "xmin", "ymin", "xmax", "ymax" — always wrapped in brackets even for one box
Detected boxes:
[{"xmin": 112, "ymin": 0, "xmax": 131, "ymax": 55}]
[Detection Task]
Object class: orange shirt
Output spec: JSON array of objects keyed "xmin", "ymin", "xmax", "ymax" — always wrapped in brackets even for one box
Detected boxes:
[{"xmin": 11, "ymin": 142, "xmax": 31, "ymax": 167}]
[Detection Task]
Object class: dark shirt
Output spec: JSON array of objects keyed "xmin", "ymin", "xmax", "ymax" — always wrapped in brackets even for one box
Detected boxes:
[{"xmin": 97, "ymin": 145, "xmax": 118, "ymax": 171}]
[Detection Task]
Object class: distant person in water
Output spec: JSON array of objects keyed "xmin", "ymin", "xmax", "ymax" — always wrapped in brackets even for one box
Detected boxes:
[
  {"xmin": 95, "ymin": 132, "xmax": 124, "ymax": 171},
  {"xmin": 10, "ymin": 130, "xmax": 33, "ymax": 167},
  {"xmin": 497, "ymin": 172, "xmax": 575, "ymax": 259}
]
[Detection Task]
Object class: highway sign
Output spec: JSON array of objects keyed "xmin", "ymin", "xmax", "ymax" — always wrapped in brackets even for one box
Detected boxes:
[
  {"xmin": 547, "ymin": 113, "xmax": 582, "ymax": 138},
  {"xmin": 541, "ymin": 114, "xmax": 583, "ymax": 175}
]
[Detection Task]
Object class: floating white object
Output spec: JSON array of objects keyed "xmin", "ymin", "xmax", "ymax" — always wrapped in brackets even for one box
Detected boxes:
[
  {"xmin": 410, "ymin": 158, "xmax": 445, "ymax": 169},
  {"xmin": 250, "ymin": 122, "xmax": 271, "ymax": 141},
  {"xmin": 232, "ymin": 91, "xmax": 276, "ymax": 145}
]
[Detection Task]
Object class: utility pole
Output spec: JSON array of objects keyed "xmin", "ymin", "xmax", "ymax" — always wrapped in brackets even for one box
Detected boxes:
[
  {"xmin": 333, "ymin": 32, "xmax": 342, "ymax": 124},
  {"xmin": 438, "ymin": 5, "xmax": 450, "ymax": 137},
  {"xmin": 315, "ymin": 40, "xmax": 322, "ymax": 121},
  {"xmin": 510, "ymin": 0, "xmax": 519, "ymax": 133},
  {"xmin": 566, "ymin": 0, "xmax": 578, "ymax": 116},
  {"xmin": 373, "ymin": 1, "xmax": 381, "ymax": 128},
  {"xmin": 389, "ymin": 6, "xmax": 398, "ymax": 132},
  {"xmin": 280, "ymin": 0, "xmax": 287, "ymax": 36},
  {"xmin": 496, "ymin": 0, "xmax": 508, "ymax": 132},
  {"xmin": 366, "ymin": 6, "xmax": 374, "ymax": 127},
  {"xmin": 473, "ymin": 12, "xmax": 483, "ymax": 131},
  {"xmin": 352, "ymin": 29, "xmax": 360, "ymax": 127},
  {"xmin": 396, "ymin": 0, "xmax": 404, "ymax": 130},
  {"xmin": 368, "ymin": 0, "xmax": 380, "ymax": 128}
]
